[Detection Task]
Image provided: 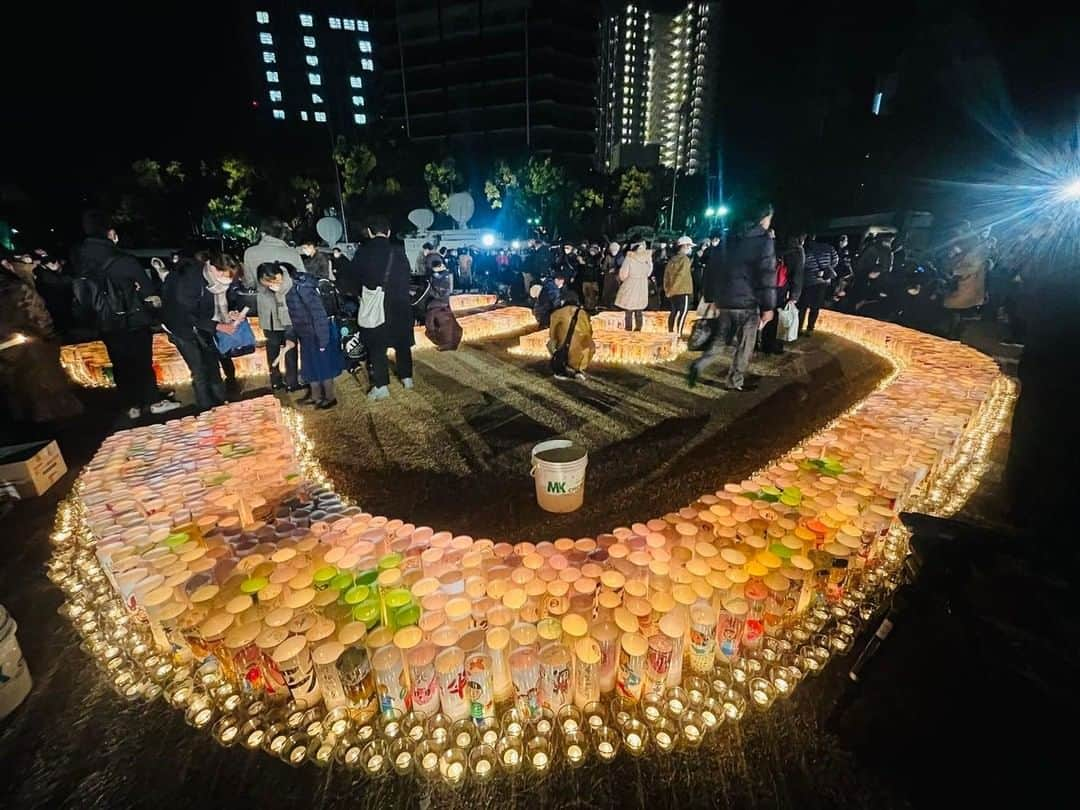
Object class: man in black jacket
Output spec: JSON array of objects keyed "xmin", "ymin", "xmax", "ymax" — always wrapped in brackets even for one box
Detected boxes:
[
  {"xmin": 688, "ymin": 204, "xmax": 777, "ymax": 391},
  {"xmin": 798, "ymin": 237, "xmax": 839, "ymax": 334},
  {"xmin": 340, "ymin": 214, "xmax": 415, "ymax": 401},
  {"xmin": 73, "ymin": 211, "xmax": 180, "ymax": 419}
]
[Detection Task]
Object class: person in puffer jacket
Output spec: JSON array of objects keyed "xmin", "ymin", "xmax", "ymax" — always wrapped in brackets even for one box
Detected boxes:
[{"xmin": 798, "ymin": 237, "xmax": 838, "ymax": 334}]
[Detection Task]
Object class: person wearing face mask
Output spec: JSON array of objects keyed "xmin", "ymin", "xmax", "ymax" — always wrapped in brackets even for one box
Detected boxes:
[
  {"xmin": 243, "ymin": 218, "xmax": 305, "ymax": 392},
  {"xmin": 664, "ymin": 236, "xmax": 695, "ymax": 335},
  {"xmin": 299, "ymin": 240, "xmax": 332, "ymax": 280},
  {"xmin": 161, "ymin": 250, "xmax": 245, "ymax": 411},
  {"xmin": 73, "ymin": 210, "xmax": 180, "ymax": 420},
  {"xmin": 600, "ymin": 241, "xmax": 623, "ymax": 309},
  {"xmin": 257, "ymin": 262, "xmax": 342, "ymax": 409},
  {"xmin": 615, "ymin": 241, "xmax": 652, "ymax": 331}
]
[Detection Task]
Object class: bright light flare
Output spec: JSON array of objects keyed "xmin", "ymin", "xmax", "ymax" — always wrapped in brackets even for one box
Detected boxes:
[
  {"xmin": 510, "ymin": 240, "xmax": 521, "ymax": 250},
  {"xmin": 481, "ymin": 233, "xmax": 495, "ymax": 247},
  {"xmin": 1060, "ymin": 179, "xmax": 1080, "ymax": 200}
]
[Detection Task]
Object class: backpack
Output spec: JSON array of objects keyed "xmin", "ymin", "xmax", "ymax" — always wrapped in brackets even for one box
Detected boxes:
[
  {"xmin": 775, "ymin": 257, "xmax": 789, "ymax": 290},
  {"xmin": 316, "ymin": 278, "xmax": 343, "ymax": 318},
  {"xmin": 71, "ymin": 257, "xmax": 147, "ymax": 332}
]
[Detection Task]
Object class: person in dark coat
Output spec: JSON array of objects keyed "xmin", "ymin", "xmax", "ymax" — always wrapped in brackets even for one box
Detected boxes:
[
  {"xmin": 257, "ymin": 262, "xmax": 342, "ymax": 409},
  {"xmin": 339, "ymin": 214, "xmax": 415, "ymax": 402},
  {"xmin": 73, "ymin": 211, "xmax": 180, "ymax": 420},
  {"xmin": 798, "ymin": 237, "xmax": 839, "ymax": 334},
  {"xmin": 533, "ymin": 272, "xmax": 566, "ymax": 328},
  {"xmin": 161, "ymin": 252, "xmax": 244, "ymax": 411},
  {"xmin": 33, "ymin": 255, "xmax": 75, "ymax": 338},
  {"xmin": 299, "ymin": 242, "xmax": 333, "ymax": 280},
  {"xmin": 600, "ymin": 242, "xmax": 623, "ymax": 309},
  {"xmin": 689, "ymin": 204, "xmax": 777, "ymax": 392}
]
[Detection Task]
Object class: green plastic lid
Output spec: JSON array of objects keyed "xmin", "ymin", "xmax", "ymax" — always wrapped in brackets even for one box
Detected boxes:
[
  {"xmin": 165, "ymin": 532, "xmax": 190, "ymax": 549},
  {"xmin": 393, "ymin": 604, "xmax": 421, "ymax": 628},
  {"xmin": 344, "ymin": 584, "xmax": 371, "ymax": 606},
  {"xmin": 383, "ymin": 588, "xmax": 413, "ymax": 610},
  {"xmin": 330, "ymin": 573, "xmax": 354, "ymax": 592},
  {"xmin": 355, "ymin": 569, "xmax": 378, "ymax": 587},
  {"xmin": 352, "ymin": 602, "xmax": 380, "ymax": 628},
  {"xmin": 779, "ymin": 494, "xmax": 801, "ymax": 507},
  {"xmin": 769, "ymin": 543, "xmax": 794, "ymax": 560},
  {"xmin": 377, "ymin": 553, "xmax": 403, "ymax": 572},
  {"xmin": 313, "ymin": 566, "xmax": 337, "ymax": 585},
  {"xmin": 240, "ymin": 576, "xmax": 268, "ymax": 595}
]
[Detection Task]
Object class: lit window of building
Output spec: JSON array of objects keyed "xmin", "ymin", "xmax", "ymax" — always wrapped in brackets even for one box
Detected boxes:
[
  {"xmin": 312, "ymin": 93, "xmax": 323, "ymax": 104},
  {"xmin": 352, "ymin": 95, "xmax": 365, "ymax": 106},
  {"xmin": 266, "ymin": 71, "xmax": 279, "ymax": 83},
  {"xmin": 256, "ymin": 11, "xmax": 270, "ymax": 24},
  {"xmin": 301, "ymin": 111, "xmax": 309, "ymax": 121},
  {"xmin": 314, "ymin": 111, "xmax": 327, "ymax": 123},
  {"xmin": 262, "ymin": 51, "xmax": 275, "ymax": 64},
  {"xmin": 269, "ymin": 89, "xmax": 282, "ymax": 102},
  {"xmin": 354, "ymin": 113, "xmax": 367, "ymax": 124},
  {"xmin": 272, "ymin": 109, "xmax": 285, "ymax": 120},
  {"xmin": 308, "ymin": 73, "xmax": 321, "ymax": 85},
  {"xmin": 357, "ymin": 20, "xmax": 369, "ymax": 32},
  {"xmin": 306, "ymin": 55, "xmax": 319, "ymax": 67},
  {"xmin": 329, "ymin": 17, "xmax": 341, "ymax": 29},
  {"xmin": 299, "ymin": 14, "xmax": 313, "ymax": 28},
  {"xmin": 304, "ymin": 36, "xmax": 316, "ymax": 48},
  {"xmin": 343, "ymin": 19, "xmax": 355, "ymax": 31},
  {"xmin": 358, "ymin": 39, "xmax": 372, "ymax": 52},
  {"xmin": 259, "ymin": 32, "xmax": 273, "ymax": 45},
  {"xmin": 350, "ymin": 76, "xmax": 363, "ymax": 88},
  {"xmin": 361, "ymin": 58, "xmax": 374, "ymax": 71}
]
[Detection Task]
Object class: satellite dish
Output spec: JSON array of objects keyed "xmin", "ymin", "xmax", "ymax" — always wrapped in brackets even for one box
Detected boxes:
[
  {"xmin": 447, "ymin": 192, "xmax": 475, "ymax": 229},
  {"xmin": 316, "ymin": 216, "xmax": 344, "ymax": 246},
  {"xmin": 408, "ymin": 208, "xmax": 435, "ymax": 232}
]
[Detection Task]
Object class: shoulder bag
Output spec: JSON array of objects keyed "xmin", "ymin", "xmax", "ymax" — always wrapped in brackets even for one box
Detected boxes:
[{"xmin": 357, "ymin": 250, "xmax": 394, "ymax": 329}]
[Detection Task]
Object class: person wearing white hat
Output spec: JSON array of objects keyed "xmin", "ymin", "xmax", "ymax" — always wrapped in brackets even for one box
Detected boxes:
[{"xmin": 664, "ymin": 236, "xmax": 696, "ymax": 335}]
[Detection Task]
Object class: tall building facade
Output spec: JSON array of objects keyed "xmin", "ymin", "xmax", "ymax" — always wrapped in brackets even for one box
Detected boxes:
[
  {"xmin": 599, "ymin": 1, "xmax": 720, "ymax": 175},
  {"xmin": 247, "ymin": 3, "xmax": 377, "ymax": 132},
  {"xmin": 374, "ymin": 0, "xmax": 598, "ymax": 167}
]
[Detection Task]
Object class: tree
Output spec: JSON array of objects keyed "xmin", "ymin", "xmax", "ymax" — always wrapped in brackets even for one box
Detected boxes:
[
  {"xmin": 571, "ymin": 187, "xmax": 604, "ymax": 222},
  {"xmin": 615, "ymin": 166, "xmax": 654, "ymax": 221},
  {"xmin": 424, "ymin": 157, "xmax": 462, "ymax": 214},
  {"xmin": 483, "ymin": 161, "xmax": 519, "ymax": 210},
  {"xmin": 333, "ymin": 137, "xmax": 377, "ymax": 201},
  {"xmin": 521, "ymin": 156, "xmax": 565, "ymax": 221}
]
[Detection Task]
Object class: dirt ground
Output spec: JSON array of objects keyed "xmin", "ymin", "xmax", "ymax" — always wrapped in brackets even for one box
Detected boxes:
[{"xmin": 302, "ymin": 331, "xmax": 892, "ymax": 541}]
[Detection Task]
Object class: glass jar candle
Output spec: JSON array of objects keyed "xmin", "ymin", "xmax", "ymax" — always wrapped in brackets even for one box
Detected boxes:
[
  {"xmin": 508, "ymin": 646, "xmax": 540, "ymax": 718},
  {"xmin": 406, "ymin": 641, "xmax": 441, "ymax": 718},
  {"xmin": 572, "ymin": 637, "xmax": 601, "ymax": 709},
  {"xmin": 434, "ymin": 646, "xmax": 470, "ymax": 721},
  {"xmin": 271, "ymin": 634, "xmax": 322, "ymax": 709},
  {"xmin": 716, "ymin": 597, "xmax": 748, "ymax": 664},
  {"xmin": 688, "ymin": 603, "xmax": 717, "ymax": 675},
  {"xmin": 312, "ymin": 640, "xmax": 349, "ymax": 710},
  {"xmin": 537, "ymin": 643, "xmax": 572, "ymax": 713},
  {"xmin": 371, "ymin": 644, "xmax": 409, "ymax": 716},
  {"xmin": 615, "ymin": 632, "xmax": 648, "ymax": 701}
]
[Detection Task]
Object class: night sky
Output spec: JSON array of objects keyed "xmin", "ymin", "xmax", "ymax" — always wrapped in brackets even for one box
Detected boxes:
[{"xmin": 3, "ymin": 1, "xmax": 1078, "ymax": 237}]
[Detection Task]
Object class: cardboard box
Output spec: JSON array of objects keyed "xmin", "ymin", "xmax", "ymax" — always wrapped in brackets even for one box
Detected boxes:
[{"xmin": 0, "ymin": 440, "xmax": 67, "ymax": 498}]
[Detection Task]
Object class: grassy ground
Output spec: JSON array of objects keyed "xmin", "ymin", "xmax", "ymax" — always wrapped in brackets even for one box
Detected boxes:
[{"xmin": 301, "ymin": 332, "xmax": 892, "ymax": 541}]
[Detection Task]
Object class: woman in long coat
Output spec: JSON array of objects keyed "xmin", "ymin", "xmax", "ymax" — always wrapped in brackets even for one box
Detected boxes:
[{"xmin": 614, "ymin": 242, "xmax": 652, "ymax": 331}]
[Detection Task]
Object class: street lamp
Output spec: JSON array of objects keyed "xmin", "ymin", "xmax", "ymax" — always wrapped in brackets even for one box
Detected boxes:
[
  {"xmin": 705, "ymin": 207, "xmax": 715, "ymax": 217},
  {"xmin": 716, "ymin": 205, "xmax": 729, "ymax": 217}
]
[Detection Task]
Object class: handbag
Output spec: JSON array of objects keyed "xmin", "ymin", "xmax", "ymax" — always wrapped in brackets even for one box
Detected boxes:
[
  {"xmin": 357, "ymin": 250, "xmax": 394, "ymax": 329},
  {"xmin": 778, "ymin": 301, "xmax": 800, "ymax": 342},
  {"xmin": 688, "ymin": 316, "xmax": 717, "ymax": 351},
  {"xmin": 214, "ymin": 318, "xmax": 257, "ymax": 357}
]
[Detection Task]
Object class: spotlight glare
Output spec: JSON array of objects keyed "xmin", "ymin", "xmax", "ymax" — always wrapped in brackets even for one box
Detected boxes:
[
  {"xmin": 1061, "ymin": 179, "xmax": 1080, "ymax": 200},
  {"xmin": 481, "ymin": 233, "xmax": 495, "ymax": 247}
]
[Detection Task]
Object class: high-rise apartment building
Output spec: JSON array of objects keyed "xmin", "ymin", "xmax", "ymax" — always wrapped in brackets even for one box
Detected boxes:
[
  {"xmin": 599, "ymin": 1, "xmax": 720, "ymax": 175},
  {"xmin": 375, "ymin": 0, "xmax": 598, "ymax": 166},
  {"xmin": 247, "ymin": 3, "xmax": 377, "ymax": 131}
]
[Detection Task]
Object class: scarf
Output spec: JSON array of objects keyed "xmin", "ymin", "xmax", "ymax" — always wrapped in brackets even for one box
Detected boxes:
[
  {"xmin": 272, "ymin": 269, "xmax": 293, "ymax": 325},
  {"xmin": 203, "ymin": 264, "xmax": 232, "ymax": 324}
]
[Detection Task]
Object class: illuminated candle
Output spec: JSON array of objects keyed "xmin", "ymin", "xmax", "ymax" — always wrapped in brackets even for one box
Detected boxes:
[{"xmin": 615, "ymin": 632, "xmax": 648, "ymax": 701}]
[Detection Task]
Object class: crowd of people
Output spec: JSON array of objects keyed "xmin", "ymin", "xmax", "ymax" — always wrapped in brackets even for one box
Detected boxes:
[{"xmin": 0, "ymin": 202, "xmax": 1017, "ymax": 424}]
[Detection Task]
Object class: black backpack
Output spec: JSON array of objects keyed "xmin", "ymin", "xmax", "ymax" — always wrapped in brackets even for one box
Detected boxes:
[{"xmin": 72, "ymin": 257, "xmax": 148, "ymax": 332}]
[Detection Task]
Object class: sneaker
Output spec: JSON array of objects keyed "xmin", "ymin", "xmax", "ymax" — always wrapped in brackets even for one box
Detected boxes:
[
  {"xmin": 315, "ymin": 399, "xmax": 338, "ymax": 410},
  {"xmin": 126, "ymin": 407, "xmax": 142, "ymax": 420},
  {"xmin": 687, "ymin": 365, "xmax": 700, "ymax": 388},
  {"xmin": 401, "ymin": 377, "xmax": 414, "ymax": 390},
  {"xmin": 367, "ymin": 386, "xmax": 390, "ymax": 402},
  {"xmin": 285, "ymin": 384, "xmax": 306, "ymax": 393},
  {"xmin": 149, "ymin": 399, "xmax": 183, "ymax": 415},
  {"xmin": 553, "ymin": 373, "xmax": 572, "ymax": 381},
  {"xmin": 574, "ymin": 372, "xmax": 588, "ymax": 382},
  {"xmin": 722, "ymin": 382, "xmax": 744, "ymax": 392}
]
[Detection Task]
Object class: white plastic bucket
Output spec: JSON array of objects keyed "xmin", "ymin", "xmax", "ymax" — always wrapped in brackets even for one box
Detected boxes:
[
  {"xmin": 0, "ymin": 604, "xmax": 32, "ymax": 720},
  {"xmin": 531, "ymin": 440, "xmax": 589, "ymax": 514}
]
